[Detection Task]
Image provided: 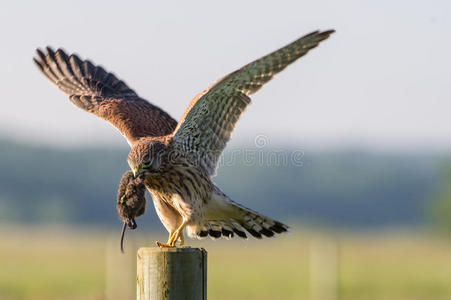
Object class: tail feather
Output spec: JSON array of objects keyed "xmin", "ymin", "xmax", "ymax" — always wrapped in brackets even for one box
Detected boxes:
[{"xmin": 190, "ymin": 186, "xmax": 289, "ymax": 240}]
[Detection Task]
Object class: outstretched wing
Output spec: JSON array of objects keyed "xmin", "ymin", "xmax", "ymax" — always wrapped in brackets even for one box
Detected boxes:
[
  {"xmin": 172, "ymin": 30, "xmax": 335, "ymax": 175},
  {"xmin": 34, "ymin": 47, "xmax": 177, "ymax": 146}
]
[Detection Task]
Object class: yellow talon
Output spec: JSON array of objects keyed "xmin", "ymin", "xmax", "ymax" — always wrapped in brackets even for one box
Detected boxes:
[
  {"xmin": 156, "ymin": 241, "xmax": 175, "ymax": 248},
  {"xmin": 156, "ymin": 232, "xmax": 178, "ymax": 248},
  {"xmin": 156, "ymin": 222, "xmax": 187, "ymax": 248}
]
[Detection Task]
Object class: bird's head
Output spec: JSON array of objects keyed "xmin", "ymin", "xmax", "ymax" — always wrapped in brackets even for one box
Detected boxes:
[
  {"xmin": 128, "ymin": 140, "xmax": 166, "ymax": 178},
  {"xmin": 116, "ymin": 170, "xmax": 146, "ymax": 253}
]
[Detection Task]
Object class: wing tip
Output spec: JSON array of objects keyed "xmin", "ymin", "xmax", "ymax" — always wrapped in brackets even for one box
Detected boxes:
[
  {"xmin": 323, "ymin": 29, "xmax": 336, "ymax": 35},
  {"xmin": 310, "ymin": 29, "xmax": 336, "ymax": 40},
  {"xmin": 320, "ymin": 29, "xmax": 336, "ymax": 39},
  {"xmin": 34, "ymin": 46, "xmax": 70, "ymax": 69}
]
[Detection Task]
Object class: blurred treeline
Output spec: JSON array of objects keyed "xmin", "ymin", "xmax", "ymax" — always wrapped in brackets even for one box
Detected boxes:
[{"xmin": 0, "ymin": 138, "xmax": 449, "ymax": 230}]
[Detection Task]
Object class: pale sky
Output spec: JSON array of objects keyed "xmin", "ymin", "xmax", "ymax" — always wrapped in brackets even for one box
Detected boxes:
[{"xmin": 0, "ymin": 0, "xmax": 450, "ymax": 151}]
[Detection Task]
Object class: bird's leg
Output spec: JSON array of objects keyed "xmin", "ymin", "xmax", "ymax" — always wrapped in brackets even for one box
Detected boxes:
[
  {"xmin": 168, "ymin": 220, "xmax": 188, "ymax": 247},
  {"xmin": 156, "ymin": 220, "xmax": 188, "ymax": 248},
  {"xmin": 156, "ymin": 232, "xmax": 176, "ymax": 248}
]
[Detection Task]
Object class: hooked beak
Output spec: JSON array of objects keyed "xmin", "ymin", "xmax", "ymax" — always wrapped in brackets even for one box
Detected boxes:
[{"xmin": 132, "ymin": 167, "xmax": 145, "ymax": 178}]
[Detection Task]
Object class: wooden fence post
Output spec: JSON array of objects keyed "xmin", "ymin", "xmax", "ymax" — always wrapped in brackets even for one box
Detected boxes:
[{"xmin": 137, "ymin": 247, "xmax": 207, "ymax": 300}]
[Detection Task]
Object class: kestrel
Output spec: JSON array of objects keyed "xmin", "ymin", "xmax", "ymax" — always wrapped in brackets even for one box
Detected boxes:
[{"xmin": 34, "ymin": 29, "xmax": 334, "ymax": 247}]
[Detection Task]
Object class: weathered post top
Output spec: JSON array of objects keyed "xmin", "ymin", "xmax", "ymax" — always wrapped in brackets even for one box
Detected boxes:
[{"xmin": 137, "ymin": 247, "xmax": 207, "ymax": 300}]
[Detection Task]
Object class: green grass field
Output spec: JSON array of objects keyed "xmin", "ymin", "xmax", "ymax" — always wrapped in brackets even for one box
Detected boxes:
[{"xmin": 0, "ymin": 226, "xmax": 450, "ymax": 300}]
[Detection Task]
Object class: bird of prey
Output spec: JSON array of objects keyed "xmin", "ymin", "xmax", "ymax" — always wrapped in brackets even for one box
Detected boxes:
[{"xmin": 34, "ymin": 29, "xmax": 334, "ymax": 247}]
